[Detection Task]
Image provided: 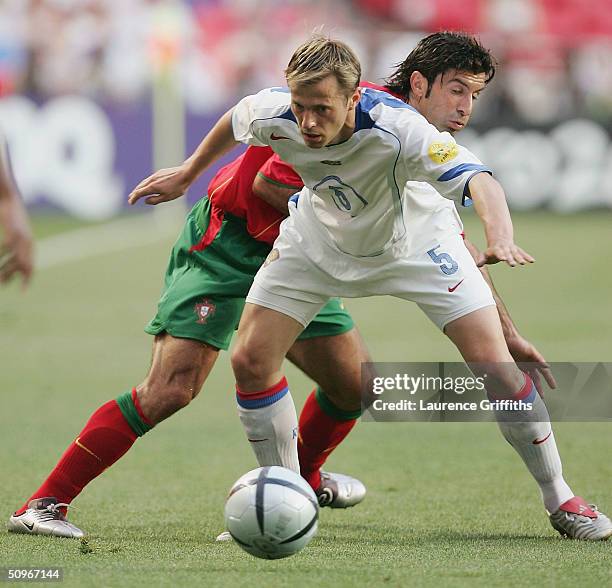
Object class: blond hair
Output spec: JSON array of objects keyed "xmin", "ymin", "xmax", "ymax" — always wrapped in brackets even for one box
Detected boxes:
[{"xmin": 285, "ymin": 35, "xmax": 361, "ymax": 96}]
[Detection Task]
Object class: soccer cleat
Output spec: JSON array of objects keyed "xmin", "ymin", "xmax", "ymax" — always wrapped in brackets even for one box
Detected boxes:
[
  {"xmin": 315, "ymin": 471, "xmax": 366, "ymax": 508},
  {"xmin": 215, "ymin": 531, "xmax": 232, "ymax": 542},
  {"xmin": 7, "ymin": 497, "xmax": 84, "ymax": 539},
  {"xmin": 549, "ymin": 496, "xmax": 612, "ymax": 541}
]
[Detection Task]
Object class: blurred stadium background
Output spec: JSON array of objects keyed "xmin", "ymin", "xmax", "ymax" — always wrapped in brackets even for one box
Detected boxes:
[
  {"xmin": 1, "ymin": 2, "xmax": 611, "ymax": 586},
  {"xmin": 1, "ymin": 0, "xmax": 612, "ymax": 220}
]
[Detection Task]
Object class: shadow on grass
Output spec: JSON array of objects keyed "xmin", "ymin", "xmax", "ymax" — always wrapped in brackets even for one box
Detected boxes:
[
  {"xmin": 5, "ymin": 518, "xmax": 567, "ymax": 556},
  {"xmin": 319, "ymin": 520, "xmax": 558, "ymax": 545}
]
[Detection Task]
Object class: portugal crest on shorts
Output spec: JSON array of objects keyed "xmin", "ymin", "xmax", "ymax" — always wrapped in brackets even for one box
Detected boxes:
[{"xmin": 194, "ymin": 299, "xmax": 216, "ymax": 324}]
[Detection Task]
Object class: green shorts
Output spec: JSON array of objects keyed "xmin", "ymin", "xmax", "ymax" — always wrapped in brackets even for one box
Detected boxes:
[{"xmin": 145, "ymin": 197, "xmax": 354, "ymax": 350}]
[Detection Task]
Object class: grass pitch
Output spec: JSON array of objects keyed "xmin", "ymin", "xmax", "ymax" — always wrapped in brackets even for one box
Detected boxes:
[{"xmin": 1, "ymin": 210, "xmax": 611, "ymax": 587}]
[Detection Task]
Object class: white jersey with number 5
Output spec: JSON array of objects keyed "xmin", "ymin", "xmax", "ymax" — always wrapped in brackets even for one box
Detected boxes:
[{"xmin": 232, "ymin": 87, "xmax": 490, "ymax": 258}]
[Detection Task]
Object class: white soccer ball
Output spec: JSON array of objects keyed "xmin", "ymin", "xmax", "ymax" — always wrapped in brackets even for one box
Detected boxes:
[{"xmin": 224, "ymin": 466, "xmax": 319, "ymax": 559}]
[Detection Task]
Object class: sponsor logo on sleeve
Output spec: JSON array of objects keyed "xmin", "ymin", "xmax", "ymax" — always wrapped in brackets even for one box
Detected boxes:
[{"xmin": 428, "ymin": 141, "xmax": 459, "ymax": 165}]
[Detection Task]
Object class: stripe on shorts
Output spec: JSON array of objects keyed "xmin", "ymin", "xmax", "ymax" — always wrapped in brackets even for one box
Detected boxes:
[{"xmin": 189, "ymin": 205, "xmax": 225, "ymax": 253}]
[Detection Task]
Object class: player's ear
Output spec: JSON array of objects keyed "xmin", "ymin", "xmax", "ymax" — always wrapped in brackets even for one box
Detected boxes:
[
  {"xmin": 410, "ymin": 71, "xmax": 428, "ymax": 101},
  {"xmin": 348, "ymin": 87, "xmax": 361, "ymax": 110}
]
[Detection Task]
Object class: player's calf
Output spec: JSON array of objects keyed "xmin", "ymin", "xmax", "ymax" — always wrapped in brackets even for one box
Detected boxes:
[
  {"xmin": 297, "ymin": 388, "xmax": 360, "ymax": 490},
  {"xmin": 9, "ymin": 335, "xmax": 218, "ymax": 536}
]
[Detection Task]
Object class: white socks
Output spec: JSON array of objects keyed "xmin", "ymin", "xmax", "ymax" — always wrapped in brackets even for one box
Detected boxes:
[
  {"xmin": 492, "ymin": 380, "xmax": 574, "ymax": 513},
  {"xmin": 236, "ymin": 380, "xmax": 300, "ymax": 473}
]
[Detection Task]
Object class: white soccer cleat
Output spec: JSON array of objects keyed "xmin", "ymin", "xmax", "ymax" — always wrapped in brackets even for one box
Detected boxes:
[
  {"xmin": 7, "ymin": 497, "xmax": 84, "ymax": 539},
  {"xmin": 316, "ymin": 471, "xmax": 366, "ymax": 509},
  {"xmin": 215, "ymin": 531, "xmax": 232, "ymax": 542},
  {"xmin": 549, "ymin": 496, "xmax": 612, "ymax": 541}
]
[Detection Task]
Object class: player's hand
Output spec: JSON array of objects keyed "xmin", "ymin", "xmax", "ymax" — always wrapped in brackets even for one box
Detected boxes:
[
  {"xmin": 0, "ymin": 205, "xmax": 34, "ymax": 289},
  {"xmin": 128, "ymin": 165, "xmax": 192, "ymax": 206},
  {"xmin": 505, "ymin": 333, "xmax": 556, "ymax": 397},
  {"xmin": 479, "ymin": 241, "xmax": 535, "ymax": 268}
]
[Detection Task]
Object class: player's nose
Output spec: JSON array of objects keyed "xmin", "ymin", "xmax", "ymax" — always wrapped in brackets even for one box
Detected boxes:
[
  {"xmin": 458, "ymin": 95, "xmax": 473, "ymax": 117},
  {"xmin": 302, "ymin": 112, "xmax": 317, "ymax": 129}
]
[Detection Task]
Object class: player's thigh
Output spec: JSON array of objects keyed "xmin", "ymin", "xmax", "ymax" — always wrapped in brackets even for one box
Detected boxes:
[
  {"xmin": 445, "ymin": 305, "xmax": 511, "ymax": 363},
  {"xmin": 140, "ymin": 198, "xmax": 265, "ymax": 411},
  {"xmin": 444, "ymin": 305, "xmax": 524, "ymax": 394},
  {"xmin": 289, "ymin": 298, "xmax": 369, "ymax": 408},
  {"xmin": 142, "ymin": 275, "xmax": 245, "ymax": 408},
  {"xmin": 232, "ymin": 302, "xmax": 305, "ymax": 389},
  {"xmin": 287, "ymin": 326, "xmax": 370, "ymax": 412}
]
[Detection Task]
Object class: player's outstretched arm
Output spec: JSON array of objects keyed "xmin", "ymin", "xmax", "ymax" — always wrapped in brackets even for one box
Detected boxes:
[
  {"xmin": 0, "ymin": 136, "xmax": 33, "ymax": 288},
  {"xmin": 252, "ymin": 173, "xmax": 302, "ymax": 215},
  {"xmin": 467, "ymin": 172, "xmax": 534, "ymax": 268},
  {"xmin": 128, "ymin": 110, "xmax": 238, "ymax": 206},
  {"xmin": 464, "ymin": 237, "xmax": 556, "ymax": 396}
]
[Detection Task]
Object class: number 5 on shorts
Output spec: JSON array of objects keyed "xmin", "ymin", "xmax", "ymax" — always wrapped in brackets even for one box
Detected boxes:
[{"xmin": 427, "ymin": 245, "xmax": 459, "ymax": 275}]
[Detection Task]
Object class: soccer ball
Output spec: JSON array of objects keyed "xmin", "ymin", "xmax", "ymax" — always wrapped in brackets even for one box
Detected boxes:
[{"xmin": 224, "ymin": 466, "xmax": 319, "ymax": 559}]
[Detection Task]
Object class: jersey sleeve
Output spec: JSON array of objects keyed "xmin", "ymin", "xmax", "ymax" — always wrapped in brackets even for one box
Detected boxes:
[
  {"xmin": 257, "ymin": 154, "xmax": 303, "ymax": 190},
  {"xmin": 398, "ymin": 115, "xmax": 491, "ymax": 206},
  {"xmin": 231, "ymin": 88, "xmax": 292, "ymax": 147}
]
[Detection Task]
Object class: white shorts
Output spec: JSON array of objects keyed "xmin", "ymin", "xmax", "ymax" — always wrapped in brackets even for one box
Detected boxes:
[{"xmin": 246, "ymin": 206, "xmax": 495, "ymax": 331}]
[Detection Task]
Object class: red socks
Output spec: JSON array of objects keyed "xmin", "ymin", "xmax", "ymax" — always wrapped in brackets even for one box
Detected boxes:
[
  {"xmin": 298, "ymin": 389, "xmax": 359, "ymax": 491},
  {"xmin": 17, "ymin": 386, "xmax": 358, "ymax": 513},
  {"xmin": 16, "ymin": 397, "xmax": 140, "ymax": 515}
]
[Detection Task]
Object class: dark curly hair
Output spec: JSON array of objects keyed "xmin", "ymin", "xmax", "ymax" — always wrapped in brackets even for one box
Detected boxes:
[{"xmin": 385, "ymin": 31, "xmax": 496, "ymax": 100}]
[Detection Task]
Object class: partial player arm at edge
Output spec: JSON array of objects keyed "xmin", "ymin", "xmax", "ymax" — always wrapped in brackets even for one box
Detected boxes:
[
  {"xmin": 128, "ymin": 110, "xmax": 239, "ymax": 206},
  {"xmin": 0, "ymin": 136, "xmax": 33, "ymax": 287},
  {"xmin": 467, "ymin": 172, "xmax": 534, "ymax": 267},
  {"xmin": 464, "ymin": 237, "xmax": 556, "ymax": 395}
]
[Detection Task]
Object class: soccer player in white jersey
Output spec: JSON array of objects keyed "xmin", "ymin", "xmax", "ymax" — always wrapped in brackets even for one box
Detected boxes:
[{"xmin": 129, "ymin": 34, "xmax": 611, "ymax": 540}]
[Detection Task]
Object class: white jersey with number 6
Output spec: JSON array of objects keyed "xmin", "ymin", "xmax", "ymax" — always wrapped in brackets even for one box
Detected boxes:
[{"xmin": 232, "ymin": 86, "xmax": 489, "ymax": 258}]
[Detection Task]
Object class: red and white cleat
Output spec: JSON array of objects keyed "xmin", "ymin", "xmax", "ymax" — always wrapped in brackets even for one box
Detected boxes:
[{"xmin": 549, "ymin": 496, "xmax": 612, "ymax": 540}]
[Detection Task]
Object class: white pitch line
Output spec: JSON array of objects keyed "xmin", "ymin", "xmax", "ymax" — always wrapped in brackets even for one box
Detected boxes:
[{"xmin": 36, "ymin": 212, "xmax": 182, "ymax": 270}]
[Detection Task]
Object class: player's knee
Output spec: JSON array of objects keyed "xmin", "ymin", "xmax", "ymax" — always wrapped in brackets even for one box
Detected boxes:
[
  {"xmin": 138, "ymin": 377, "xmax": 197, "ymax": 423},
  {"xmin": 165, "ymin": 385, "xmax": 194, "ymax": 412},
  {"xmin": 231, "ymin": 344, "xmax": 269, "ymax": 384},
  {"xmin": 323, "ymin": 384, "xmax": 361, "ymax": 412},
  {"xmin": 479, "ymin": 365, "xmax": 526, "ymax": 398}
]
